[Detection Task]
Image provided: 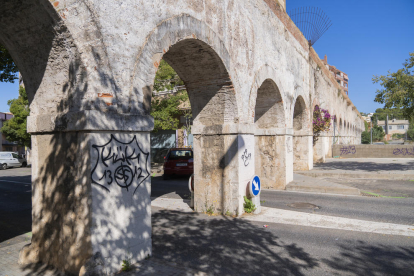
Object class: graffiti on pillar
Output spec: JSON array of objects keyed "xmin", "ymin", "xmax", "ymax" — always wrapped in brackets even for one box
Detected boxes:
[
  {"xmin": 286, "ymin": 137, "xmax": 292, "ymax": 153},
  {"xmin": 91, "ymin": 135, "xmax": 150, "ymax": 194},
  {"xmin": 241, "ymin": 149, "xmax": 252, "ymax": 167},
  {"xmin": 393, "ymin": 147, "xmax": 414, "ymax": 156},
  {"xmin": 340, "ymin": 145, "xmax": 356, "ymax": 155}
]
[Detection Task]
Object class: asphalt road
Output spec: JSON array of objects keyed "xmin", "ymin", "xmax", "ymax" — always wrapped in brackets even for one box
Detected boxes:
[
  {"xmin": 0, "ymin": 167, "xmax": 32, "ymax": 242},
  {"xmin": 152, "ymin": 207, "xmax": 414, "ymax": 276},
  {"xmin": 151, "ymin": 175, "xmax": 414, "ymax": 226}
]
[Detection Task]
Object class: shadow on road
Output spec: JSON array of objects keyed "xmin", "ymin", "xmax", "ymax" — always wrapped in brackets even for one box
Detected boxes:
[
  {"xmin": 314, "ymin": 160, "xmax": 414, "ymax": 172},
  {"xmin": 323, "ymin": 241, "xmax": 414, "ymax": 276},
  {"xmin": 0, "ymin": 172, "xmax": 32, "ymax": 243},
  {"xmin": 151, "ymin": 175, "xmax": 192, "ymax": 200},
  {"xmin": 151, "ymin": 209, "xmax": 318, "ymax": 276}
]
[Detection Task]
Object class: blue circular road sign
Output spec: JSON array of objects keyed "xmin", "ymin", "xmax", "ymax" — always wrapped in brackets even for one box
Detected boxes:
[{"xmin": 249, "ymin": 175, "xmax": 261, "ymax": 197}]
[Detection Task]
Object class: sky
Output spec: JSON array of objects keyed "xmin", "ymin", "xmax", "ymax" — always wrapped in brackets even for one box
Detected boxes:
[
  {"xmin": 287, "ymin": 0, "xmax": 414, "ymax": 115},
  {"xmin": 0, "ymin": 0, "xmax": 413, "ymax": 114}
]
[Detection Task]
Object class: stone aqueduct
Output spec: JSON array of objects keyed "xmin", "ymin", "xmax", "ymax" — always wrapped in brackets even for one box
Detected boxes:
[{"xmin": 1, "ymin": 0, "xmax": 363, "ymax": 274}]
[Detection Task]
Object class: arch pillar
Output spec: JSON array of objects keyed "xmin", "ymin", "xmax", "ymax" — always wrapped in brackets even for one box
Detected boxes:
[
  {"xmin": 191, "ymin": 123, "xmax": 257, "ymax": 216},
  {"xmin": 254, "ymin": 128, "xmax": 292, "ymax": 189}
]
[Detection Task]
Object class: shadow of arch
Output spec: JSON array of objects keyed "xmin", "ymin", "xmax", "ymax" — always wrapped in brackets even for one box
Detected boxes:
[
  {"xmin": 248, "ymin": 64, "xmax": 287, "ymax": 124},
  {"xmin": 292, "ymin": 95, "xmax": 311, "ymax": 171},
  {"xmin": 293, "ymin": 95, "xmax": 308, "ymax": 131},
  {"xmin": 254, "ymin": 79, "xmax": 285, "ymax": 128}
]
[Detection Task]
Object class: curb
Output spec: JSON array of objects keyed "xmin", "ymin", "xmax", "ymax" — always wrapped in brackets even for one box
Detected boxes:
[{"xmin": 296, "ymin": 171, "xmax": 414, "ymax": 180}]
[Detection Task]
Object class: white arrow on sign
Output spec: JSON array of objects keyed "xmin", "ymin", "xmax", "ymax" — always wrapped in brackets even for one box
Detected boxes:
[{"xmin": 253, "ymin": 179, "xmax": 259, "ymax": 191}]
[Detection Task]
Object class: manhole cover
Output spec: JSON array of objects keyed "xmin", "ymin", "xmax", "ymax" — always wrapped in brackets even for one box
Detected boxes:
[{"xmin": 287, "ymin": 202, "xmax": 320, "ymax": 209}]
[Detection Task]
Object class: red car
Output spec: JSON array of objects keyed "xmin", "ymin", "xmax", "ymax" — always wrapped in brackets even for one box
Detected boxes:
[{"xmin": 163, "ymin": 148, "xmax": 194, "ymax": 179}]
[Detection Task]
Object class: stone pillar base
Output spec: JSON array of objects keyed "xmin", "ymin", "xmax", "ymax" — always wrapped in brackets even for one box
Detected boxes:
[{"xmin": 19, "ymin": 131, "xmax": 152, "ymax": 275}]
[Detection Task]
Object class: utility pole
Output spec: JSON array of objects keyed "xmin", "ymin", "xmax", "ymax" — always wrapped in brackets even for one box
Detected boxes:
[{"xmin": 370, "ymin": 121, "xmax": 373, "ymax": 144}]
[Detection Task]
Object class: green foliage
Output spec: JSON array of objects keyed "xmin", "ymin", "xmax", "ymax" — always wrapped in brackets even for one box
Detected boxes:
[
  {"xmin": 153, "ymin": 60, "xmax": 184, "ymax": 92},
  {"xmin": 392, "ymin": 133, "xmax": 404, "ymax": 140},
  {"xmin": 361, "ymin": 125, "xmax": 385, "ymax": 144},
  {"xmin": 373, "ymin": 52, "xmax": 414, "ymax": 119},
  {"xmin": 372, "ymin": 108, "xmax": 406, "ymax": 124},
  {"xmin": 151, "ymin": 90, "xmax": 189, "ymax": 132},
  {"xmin": 0, "ymin": 45, "xmax": 18, "ymax": 83},
  {"xmin": 364, "ymin": 120, "xmax": 369, "ymax": 131},
  {"xmin": 151, "ymin": 59, "xmax": 192, "ymax": 132},
  {"xmin": 372, "ymin": 125, "xmax": 385, "ymax": 142},
  {"xmin": 1, "ymin": 86, "xmax": 31, "ymax": 147},
  {"xmin": 206, "ymin": 205, "xmax": 215, "ymax": 215},
  {"xmin": 407, "ymin": 129, "xmax": 414, "ymax": 140},
  {"xmin": 361, "ymin": 131, "xmax": 370, "ymax": 144},
  {"xmin": 243, "ymin": 196, "xmax": 256, "ymax": 214},
  {"xmin": 121, "ymin": 259, "xmax": 131, "ymax": 272}
]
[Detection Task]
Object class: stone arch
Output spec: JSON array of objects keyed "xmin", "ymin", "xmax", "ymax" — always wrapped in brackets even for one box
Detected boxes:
[
  {"xmin": 254, "ymin": 79, "xmax": 285, "ymax": 128},
  {"xmin": 248, "ymin": 64, "xmax": 287, "ymax": 126},
  {"xmin": 0, "ymin": 0, "xmax": 82, "ymax": 116},
  {"xmin": 292, "ymin": 95, "xmax": 308, "ymax": 131},
  {"xmin": 292, "ymin": 95, "xmax": 311, "ymax": 170},
  {"xmin": 252, "ymin": 75, "xmax": 287, "ymax": 189},
  {"xmin": 128, "ymin": 14, "xmax": 240, "ymax": 123},
  {"xmin": 339, "ymin": 118, "xmax": 343, "ymax": 134}
]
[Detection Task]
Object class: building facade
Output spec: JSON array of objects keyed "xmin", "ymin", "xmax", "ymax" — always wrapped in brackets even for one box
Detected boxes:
[
  {"xmin": 378, "ymin": 119, "xmax": 410, "ymax": 140},
  {"xmin": 321, "ymin": 55, "xmax": 349, "ymax": 95},
  {"xmin": 0, "ymin": 112, "xmax": 25, "ymax": 154}
]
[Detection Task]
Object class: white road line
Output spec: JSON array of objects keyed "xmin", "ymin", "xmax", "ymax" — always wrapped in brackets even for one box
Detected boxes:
[
  {"xmin": 0, "ymin": 180, "xmax": 31, "ymax": 184},
  {"xmin": 151, "ymin": 198, "xmax": 414, "ymax": 237}
]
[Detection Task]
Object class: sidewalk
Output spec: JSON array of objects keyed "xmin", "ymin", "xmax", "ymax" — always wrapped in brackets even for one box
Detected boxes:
[
  {"xmin": 286, "ymin": 173, "xmax": 360, "ymax": 195},
  {"xmin": 296, "ymin": 158, "xmax": 414, "ymax": 180}
]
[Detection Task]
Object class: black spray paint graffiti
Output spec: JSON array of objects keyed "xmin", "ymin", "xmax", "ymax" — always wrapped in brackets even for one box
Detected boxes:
[
  {"xmin": 340, "ymin": 146, "xmax": 356, "ymax": 155},
  {"xmin": 393, "ymin": 147, "xmax": 414, "ymax": 156},
  {"xmin": 241, "ymin": 149, "xmax": 252, "ymax": 167},
  {"xmin": 91, "ymin": 135, "xmax": 150, "ymax": 194}
]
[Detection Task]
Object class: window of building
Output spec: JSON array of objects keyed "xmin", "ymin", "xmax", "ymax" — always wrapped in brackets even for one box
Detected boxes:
[
  {"xmin": 337, "ymin": 80, "xmax": 340, "ymax": 84},
  {"xmin": 389, "ymin": 126, "xmax": 392, "ymax": 130},
  {"xmin": 397, "ymin": 125, "xmax": 404, "ymax": 129}
]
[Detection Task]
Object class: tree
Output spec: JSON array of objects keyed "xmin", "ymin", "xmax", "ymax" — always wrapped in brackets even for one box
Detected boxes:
[
  {"xmin": 153, "ymin": 60, "xmax": 184, "ymax": 92},
  {"xmin": 1, "ymin": 86, "xmax": 31, "ymax": 147},
  {"xmin": 151, "ymin": 59, "xmax": 192, "ymax": 132},
  {"xmin": 151, "ymin": 90, "xmax": 189, "ymax": 132},
  {"xmin": 373, "ymin": 52, "xmax": 414, "ymax": 119},
  {"xmin": 361, "ymin": 131, "xmax": 370, "ymax": 144},
  {"xmin": 0, "ymin": 45, "xmax": 18, "ymax": 83}
]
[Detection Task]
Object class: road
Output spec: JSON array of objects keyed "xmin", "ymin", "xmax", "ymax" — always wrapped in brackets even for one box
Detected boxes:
[
  {"xmin": 0, "ymin": 167, "xmax": 32, "ymax": 242},
  {"xmin": 1, "ymin": 169, "xmax": 414, "ymax": 275}
]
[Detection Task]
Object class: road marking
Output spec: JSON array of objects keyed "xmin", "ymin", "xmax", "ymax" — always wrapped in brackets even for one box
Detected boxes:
[
  {"xmin": 151, "ymin": 198, "xmax": 414, "ymax": 237},
  {"xmin": 0, "ymin": 180, "xmax": 31, "ymax": 184}
]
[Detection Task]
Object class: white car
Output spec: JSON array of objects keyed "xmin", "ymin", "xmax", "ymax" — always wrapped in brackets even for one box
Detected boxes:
[{"xmin": 0, "ymin": 152, "xmax": 28, "ymax": 169}]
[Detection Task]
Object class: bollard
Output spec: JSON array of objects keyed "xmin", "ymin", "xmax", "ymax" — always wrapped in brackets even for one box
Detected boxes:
[{"xmin": 188, "ymin": 174, "xmax": 194, "ymax": 208}]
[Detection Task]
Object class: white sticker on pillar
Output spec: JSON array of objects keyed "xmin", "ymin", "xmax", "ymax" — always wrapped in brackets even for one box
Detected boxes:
[{"xmin": 238, "ymin": 134, "xmax": 255, "ymax": 194}]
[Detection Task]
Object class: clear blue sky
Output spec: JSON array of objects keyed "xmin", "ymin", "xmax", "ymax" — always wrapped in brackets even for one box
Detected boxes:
[
  {"xmin": 288, "ymin": 0, "xmax": 414, "ymax": 115},
  {"xmin": 0, "ymin": 0, "xmax": 413, "ymax": 114}
]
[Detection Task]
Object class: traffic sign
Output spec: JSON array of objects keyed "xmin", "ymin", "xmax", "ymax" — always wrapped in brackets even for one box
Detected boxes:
[{"xmin": 249, "ymin": 175, "xmax": 261, "ymax": 197}]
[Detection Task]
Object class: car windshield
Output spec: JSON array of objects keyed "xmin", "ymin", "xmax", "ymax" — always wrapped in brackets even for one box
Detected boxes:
[{"xmin": 168, "ymin": 150, "xmax": 193, "ymax": 160}]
